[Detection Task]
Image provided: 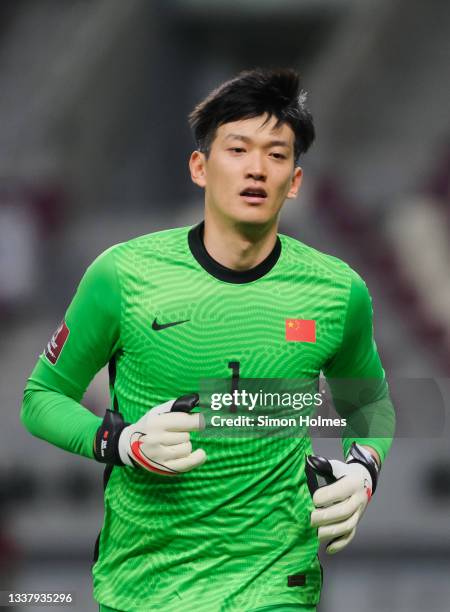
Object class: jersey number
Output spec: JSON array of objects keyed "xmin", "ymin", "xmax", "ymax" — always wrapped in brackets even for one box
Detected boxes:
[{"xmin": 227, "ymin": 361, "xmax": 240, "ymax": 413}]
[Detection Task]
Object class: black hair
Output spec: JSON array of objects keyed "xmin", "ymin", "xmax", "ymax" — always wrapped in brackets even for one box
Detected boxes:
[{"xmin": 188, "ymin": 68, "xmax": 315, "ymax": 163}]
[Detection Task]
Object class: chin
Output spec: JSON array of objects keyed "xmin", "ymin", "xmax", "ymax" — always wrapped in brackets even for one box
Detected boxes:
[
  {"xmin": 234, "ymin": 214, "xmax": 278, "ymax": 227},
  {"xmin": 231, "ymin": 208, "xmax": 277, "ymax": 228}
]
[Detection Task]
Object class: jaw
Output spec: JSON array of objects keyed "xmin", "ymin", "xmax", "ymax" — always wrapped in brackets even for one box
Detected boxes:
[{"xmin": 205, "ymin": 198, "xmax": 282, "ymax": 237}]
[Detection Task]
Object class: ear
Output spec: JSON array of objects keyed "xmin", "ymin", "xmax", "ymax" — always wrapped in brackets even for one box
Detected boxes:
[
  {"xmin": 286, "ymin": 166, "xmax": 303, "ymax": 199},
  {"xmin": 189, "ymin": 150, "xmax": 207, "ymax": 188}
]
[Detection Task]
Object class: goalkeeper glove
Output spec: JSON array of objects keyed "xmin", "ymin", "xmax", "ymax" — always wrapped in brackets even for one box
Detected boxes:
[
  {"xmin": 305, "ymin": 443, "xmax": 379, "ymax": 554},
  {"xmin": 94, "ymin": 393, "xmax": 206, "ymax": 475}
]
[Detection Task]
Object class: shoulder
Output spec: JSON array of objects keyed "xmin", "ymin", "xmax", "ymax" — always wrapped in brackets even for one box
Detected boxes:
[
  {"xmin": 278, "ymin": 232, "xmax": 371, "ymax": 301},
  {"xmin": 113, "ymin": 226, "xmax": 190, "ymax": 255},
  {"xmin": 90, "ymin": 225, "xmax": 191, "ymax": 268},
  {"xmin": 279, "ymin": 232, "xmax": 353, "ymax": 278}
]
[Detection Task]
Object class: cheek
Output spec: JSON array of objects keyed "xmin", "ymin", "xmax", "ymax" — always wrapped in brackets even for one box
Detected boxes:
[
  {"xmin": 275, "ymin": 173, "xmax": 295, "ymax": 197},
  {"xmin": 205, "ymin": 167, "xmax": 235, "ymax": 204},
  {"xmin": 210, "ymin": 165, "xmax": 237, "ymax": 193}
]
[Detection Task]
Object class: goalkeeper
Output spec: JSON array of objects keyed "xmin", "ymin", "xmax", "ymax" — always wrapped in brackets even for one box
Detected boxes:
[{"xmin": 22, "ymin": 68, "xmax": 395, "ymax": 612}]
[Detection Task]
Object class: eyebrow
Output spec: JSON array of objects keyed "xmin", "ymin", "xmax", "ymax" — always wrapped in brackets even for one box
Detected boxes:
[{"xmin": 224, "ymin": 133, "xmax": 290, "ymax": 148}]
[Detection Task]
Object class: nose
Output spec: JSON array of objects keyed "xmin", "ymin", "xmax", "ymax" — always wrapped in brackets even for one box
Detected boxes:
[{"xmin": 245, "ymin": 152, "xmax": 266, "ymax": 181}]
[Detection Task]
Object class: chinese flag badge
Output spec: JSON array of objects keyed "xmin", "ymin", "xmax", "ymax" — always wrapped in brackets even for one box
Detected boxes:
[{"xmin": 285, "ymin": 319, "xmax": 316, "ymax": 343}]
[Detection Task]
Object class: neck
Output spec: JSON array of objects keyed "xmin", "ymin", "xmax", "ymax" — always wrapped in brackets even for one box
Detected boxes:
[{"xmin": 203, "ymin": 209, "xmax": 279, "ymax": 271}]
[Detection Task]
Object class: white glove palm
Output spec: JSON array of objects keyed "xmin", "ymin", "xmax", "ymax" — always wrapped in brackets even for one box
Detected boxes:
[
  {"xmin": 118, "ymin": 396, "xmax": 206, "ymax": 475},
  {"xmin": 306, "ymin": 444, "xmax": 378, "ymax": 554}
]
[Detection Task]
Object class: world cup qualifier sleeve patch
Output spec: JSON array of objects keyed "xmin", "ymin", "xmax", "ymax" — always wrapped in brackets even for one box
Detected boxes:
[{"xmin": 45, "ymin": 320, "xmax": 70, "ymax": 364}]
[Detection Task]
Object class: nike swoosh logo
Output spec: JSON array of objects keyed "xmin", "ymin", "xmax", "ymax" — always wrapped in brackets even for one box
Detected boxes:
[{"xmin": 152, "ymin": 318, "xmax": 190, "ymax": 331}]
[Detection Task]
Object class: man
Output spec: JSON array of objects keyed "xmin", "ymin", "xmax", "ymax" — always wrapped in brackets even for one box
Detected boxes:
[{"xmin": 22, "ymin": 68, "xmax": 394, "ymax": 612}]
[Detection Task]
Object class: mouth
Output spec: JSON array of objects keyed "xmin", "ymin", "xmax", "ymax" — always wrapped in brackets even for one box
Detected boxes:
[{"xmin": 239, "ymin": 187, "xmax": 268, "ymax": 204}]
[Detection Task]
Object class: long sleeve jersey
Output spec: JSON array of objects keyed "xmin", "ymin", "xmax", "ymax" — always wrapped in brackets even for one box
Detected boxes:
[{"xmin": 22, "ymin": 222, "xmax": 395, "ymax": 611}]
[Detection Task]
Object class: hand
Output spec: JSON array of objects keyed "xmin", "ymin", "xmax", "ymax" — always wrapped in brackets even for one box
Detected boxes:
[
  {"xmin": 119, "ymin": 394, "xmax": 206, "ymax": 475},
  {"xmin": 94, "ymin": 394, "xmax": 206, "ymax": 475},
  {"xmin": 305, "ymin": 443, "xmax": 379, "ymax": 554}
]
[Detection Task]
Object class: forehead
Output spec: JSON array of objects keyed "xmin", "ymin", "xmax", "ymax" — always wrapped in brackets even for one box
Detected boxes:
[{"xmin": 215, "ymin": 114, "xmax": 295, "ymax": 145}]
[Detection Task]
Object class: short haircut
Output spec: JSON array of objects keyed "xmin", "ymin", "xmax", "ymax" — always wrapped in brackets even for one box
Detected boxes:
[{"xmin": 188, "ymin": 68, "xmax": 315, "ymax": 162}]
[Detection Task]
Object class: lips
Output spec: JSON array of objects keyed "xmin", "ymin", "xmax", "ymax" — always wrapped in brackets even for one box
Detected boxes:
[
  {"xmin": 240, "ymin": 187, "xmax": 267, "ymax": 197},
  {"xmin": 239, "ymin": 187, "xmax": 268, "ymax": 203}
]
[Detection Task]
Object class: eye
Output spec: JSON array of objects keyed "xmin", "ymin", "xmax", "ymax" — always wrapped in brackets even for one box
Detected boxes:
[
  {"xmin": 228, "ymin": 147, "xmax": 246, "ymax": 154},
  {"xmin": 270, "ymin": 152, "xmax": 287, "ymax": 160}
]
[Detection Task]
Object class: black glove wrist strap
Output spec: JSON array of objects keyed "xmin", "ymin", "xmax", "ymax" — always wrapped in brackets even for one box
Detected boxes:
[
  {"xmin": 94, "ymin": 409, "xmax": 129, "ymax": 466},
  {"xmin": 347, "ymin": 442, "xmax": 380, "ymax": 494}
]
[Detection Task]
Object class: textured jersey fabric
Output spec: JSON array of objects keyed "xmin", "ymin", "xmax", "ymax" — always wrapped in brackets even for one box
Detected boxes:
[
  {"xmin": 99, "ymin": 603, "xmax": 317, "ymax": 612},
  {"xmin": 22, "ymin": 223, "xmax": 394, "ymax": 611},
  {"xmin": 99, "ymin": 604, "xmax": 317, "ymax": 612}
]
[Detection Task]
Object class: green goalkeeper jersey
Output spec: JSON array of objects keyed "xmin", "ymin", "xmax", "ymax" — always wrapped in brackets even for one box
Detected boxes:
[{"xmin": 22, "ymin": 222, "xmax": 394, "ymax": 611}]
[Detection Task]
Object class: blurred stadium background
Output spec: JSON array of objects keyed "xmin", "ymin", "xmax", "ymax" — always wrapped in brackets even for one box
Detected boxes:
[{"xmin": 0, "ymin": 0, "xmax": 449, "ymax": 610}]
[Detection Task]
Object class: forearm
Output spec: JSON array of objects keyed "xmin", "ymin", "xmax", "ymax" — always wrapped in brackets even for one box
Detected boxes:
[
  {"xmin": 341, "ymin": 395, "xmax": 395, "ymax": 465},
  {"xmin": 21, "ymin": 383, "xmax": 101, "ymax": 459}
]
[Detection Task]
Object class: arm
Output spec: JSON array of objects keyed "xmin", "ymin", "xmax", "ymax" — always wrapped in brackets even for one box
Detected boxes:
[
  {"xmin": 306, "ymin": 270, "xmax": 395, "ymax": 554},
  {"xmin": 323, "ymin": 269, "xmax": 395, "ymax": 464},
  {"xmin": 21, "ymin": 247, "xmax": 207, "ymax": 473},
  {"xmin": 21, "ymin": 247, "xmax": 122, "ymax": 459}
]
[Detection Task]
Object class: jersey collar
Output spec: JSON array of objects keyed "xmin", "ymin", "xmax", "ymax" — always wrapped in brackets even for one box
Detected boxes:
[{"xmin": 188, "ymin": 221, "xmax": 281, "ymax": 284}]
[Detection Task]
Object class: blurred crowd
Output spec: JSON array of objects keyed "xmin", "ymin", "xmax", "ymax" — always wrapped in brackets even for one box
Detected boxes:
[{"xmin": 0, "ymin": 1, "xmax": 449, "ymax": 611}]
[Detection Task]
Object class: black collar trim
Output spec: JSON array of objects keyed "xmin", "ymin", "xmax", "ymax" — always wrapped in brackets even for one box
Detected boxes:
[{"xmin": 188, "ymin": 221, "xmax": 281, "ymax": 284}]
